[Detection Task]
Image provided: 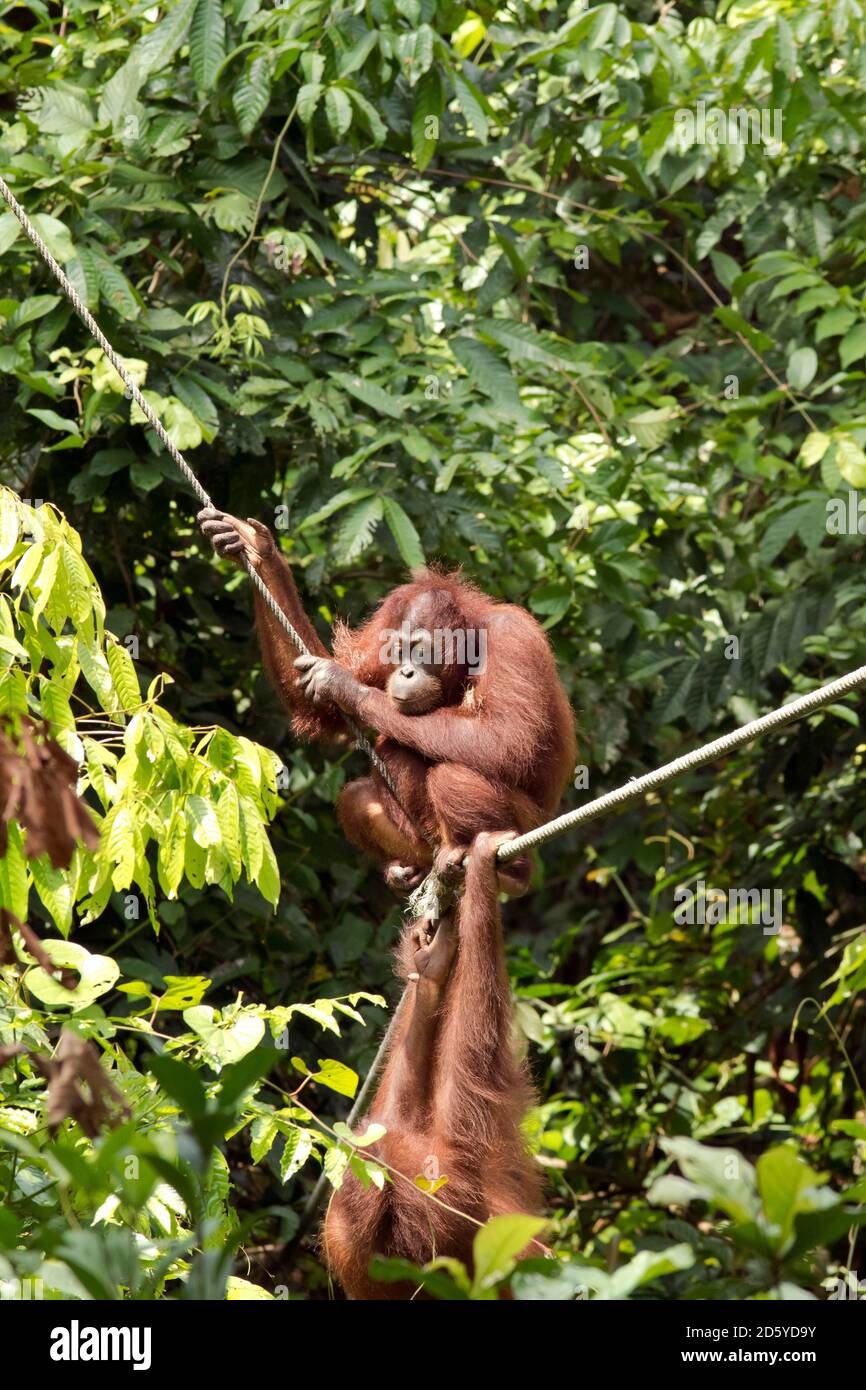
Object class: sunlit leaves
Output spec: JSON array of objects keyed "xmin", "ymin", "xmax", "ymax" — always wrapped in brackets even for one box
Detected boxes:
[{"xmin": 0, "ymin": 488, "xmax": 282, "ymax": 932}]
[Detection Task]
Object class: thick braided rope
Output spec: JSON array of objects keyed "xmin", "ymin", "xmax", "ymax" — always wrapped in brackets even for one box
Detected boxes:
[
  {"xmin": 498, "ymin": 661, "xmax": 866, "ymax": 863},
  {"xmin": 0, "ymin": 174, "xmax": 402, "ymax": 798}
]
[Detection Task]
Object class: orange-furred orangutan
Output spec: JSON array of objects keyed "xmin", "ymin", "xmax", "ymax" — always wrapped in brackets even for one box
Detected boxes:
[{"xmin": 198, "ymin": 508, "xmax": 576, "ymax": 896}]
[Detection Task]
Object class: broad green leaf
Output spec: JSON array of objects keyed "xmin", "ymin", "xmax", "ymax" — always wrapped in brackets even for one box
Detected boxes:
[
  {"xmin": 382, "ymin": 496, "xmax": 424, "ymax": 569},
  {"xmin": 30, "ymin": 215, "xmax": 75, "ymax": 264},
  {"xmin": 189, "ymin": 0, "xmax": 226, "ymax": 91},
  {"xmin": 233, "ymin": 53, "xmax": 273, "ymax": 136},
  {"xmin": 451, "ymin": 335, "xmax": 526, "ymax": 418},
  {"xmin": 0, "ymin": 213, "xmax": 21, "ymax": 257},
  {"xmin": 324, "ymin": 87, "xmax": 352, "ymax": 140},
  {"xmin": 453, "ymin": 72, "xmax": 488, "ymax": 142},
  {"xmin": 334, "ymin": 495, "xmax": 384, "ymax": 563},
  {"xmin": 297, "ymin": 81, "xmax": 322, "ymax": 125},
  {"xmin": 280, "ymin": 1127, "xmax": 314, "ymax": 1181},
  {"xmin": 133, "ymin": 0, "xmax": 197, "ymax": 78},
  {"xmin": 298, "ymin": 487, "xmax": 376, "ymax": 530},
  {"xmin": 799, "ymin": 431, "xmax": 830, "ymax": 467},
  {"xmin": 226, "ymin": 1277, "xmax": 275, "ymax": 1300},
  {"xmin": 0, "ymin": 821, "xmax": 28, "ymax": 921},
  {"xmin": 27, "ymin": 407, "xmax": 80, "ymax": 435},
  {"xmin": 310, "ymin": 1058, "xmax": 358, "ymax": 1098},
  {"xmin": 332, "ymin": 371, "xmax": 405, "ymax": 419},
  {"xmin": 183, "ymin": 1005, "xmax": 266, "ymax": 1067},
  {"xmin": 347, "ymin": 88, "xmax": 386, "ymax": 143},
  {"xmin": 787, "ymin": 346, "xmax": 818, "ymax": 390},
  {"xmin": 471, "ymin": 1214, "xmax": 548, "ymax": 1294},
  {"xmin": 158, "ymin": 807, "xmax": 187, "ymax": 899},
  {"xmin": 7, "ymin": 297, "xmax": 62, "ymax": 331},
  {"xmin": 92, "ymin": 249, "xmax": 140, "ymax": 320},
  {"xmin": 840, "ymin": 322, "xmax": 866, "ymax": 367},
  {"xmin": 256, "ymin": 833, "xmax": 280, "ymax": 907},
  {"xmin": 105, "ymin": 641, "xmax": 141, "ymax": 710},
  {"xmin": 836, "ymin": 436, "xmax": 866, "ymax": 487},
  {"xmin": 24, "ymin": 939, "xmax": 120, "ymax": 1009},
  {"xmin": 411, "ymin": 67, "xmax": 442, "ymax": 170}
]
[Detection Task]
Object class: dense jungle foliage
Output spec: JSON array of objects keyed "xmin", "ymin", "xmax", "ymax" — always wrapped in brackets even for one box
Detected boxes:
[{"xmin": 1, "ymin": 0, "xmax": 866, "ymax": 1301}]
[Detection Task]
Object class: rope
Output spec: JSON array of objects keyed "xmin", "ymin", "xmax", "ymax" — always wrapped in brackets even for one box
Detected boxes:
[
  {"xmin": 0, "ymin": 173, "xmax": 406, "ymax": 804},
  {"xmin": 497, "ymin": 661, "xmax": 866, "ymax": 862}
]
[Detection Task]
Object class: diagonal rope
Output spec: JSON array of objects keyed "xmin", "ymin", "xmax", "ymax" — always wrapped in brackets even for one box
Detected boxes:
[
  {"xmin": 498, "ymin": 661, "xmax": 866, "ymax": 863},
  {"xmin": 0, "ymin": 173, "xmax": 406, "ymax": 805}
]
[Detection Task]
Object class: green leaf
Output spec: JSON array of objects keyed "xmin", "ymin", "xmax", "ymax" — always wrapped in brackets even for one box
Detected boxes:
[
  {"xmin": 756, "ymin": 1147, "xmax": 816, "ymax": 1248},
  {"xmin": 0, "ymin": 213, "xmax": 21, "ymax": 257},
  {"xmin": 836, "ymin": 436, "xmax": 866, "ymax": 487},
  {"xmin": 412, "ymin": 67, "xmax": 443, "ymax": 170},
  {"xmin": 815, "ymin": 306, "xmax": 856, "ymax": 342},
  {"xmin": 226, "ymin": 1277, "xmax": 275, "ymax": 1301},
  {"xmin": 30, "ymin": 215, "xmax": 75, "ymax": 264},
  {"xmin": 97, "ymin": 57, "xmax": 144, "ymax": 128},
  {"xmin": 451, "ymin": 335, "xmax": 526, "ymax": 418},
  {"xmin": 338, "ymin": 32, "xmax": 378, "ymax": 77},
  {"xmin": 26, "ymin": 407, "xmax": 79, "ymax": 435},
  {"xmin": 298, "ymin": 487, "xmax": 376, "ymax": 530},
  {"xmin": 787, "ymin": 346, "xmax": 818, "ymax": 389},
  {"xmin": 24, "ymin": 939, "xmax": 120, "ymax": 1008},
  {"xmin": 334, "ymin": 495, "xmax": 384, "ymax": 563},
  {"xmin": 233, "ymin": 53, "xmax": 273, "ymax": 137},
  {"xmin": 0, "ymin": 822, "xmax": 28, "ymax": 921},
  {"xmin": 324, "ymin": 87, "xmax": 352, "ymax": 140},
  {"xmin": 7, "ymin": 296, "xmax": 62, "ymax": 332},
  {"xmin": 105, "ymin": 641, "xmax": 142, "ymax": 710},
  {"xmin": 839, "ymin": 322, "xmax": 866, "ymax": 367},
  {"xmin": 92, "ymin": 250, "xmax": 140, "ymax": 320},
  {"xmin": 799, "ymin": 431, "xmax": 830, "ymax": 467},
  {"xmin": 189, "ymin": 0, "xmax": 226, "ymax": 91},
  {"xmin": 332, "ymin": 370, "xmax": 405, "ymax": 419},
  {"xmin": 382, "ymin": 497, "xmax": 424, "ymax": 569},
  {"xmin": 310, "ymin": 1058, "xmax": 358, "ymax": 1098},
  {"xmin": 133, "ymin": 0, "xmax": 197, "ymax": 79},
  {"xmin": 256, "ymin": 833, "xmax": 280, "ymax": 907},
  {"xmin": 628, "ymin": 407, "xmax": 678, "ymax": 450},
  {"xmin": 324, "ymin": 1145, "xmax": 350, "ymax": 1189},
  {"xmin": 297, "ymin": 82, "xmax": 322, "ymax": 125},
  {"xmin": 714, "ymin": 305, "xmax": 775, "ymax": 353},
  {"xmin": 62, "ymin": 547, "xmax": 95, "ymax": 626},
  {"xmin": 162, "ymin": 397, "xmax": 203, "ymax": 451},
  {"xmin": 471, "ymin": 1214, "xmax": 548, "ymax": 1294},
  {"xmin": 183, "ymin": 1005, "xmax": 266, "ymax": 1067},
  {"xmin": 453, "ymin": 72, "xmax": 488, "ymax": 143},
  {"xmin": 158, "ymin": 808, "xmax": 187, "ymax": 899},
  {"xmin": 280, "ymin": 1127, "xmax": 314, "ymax": 1181},
  {"xmin": 346, "ymin": 89, "xmax": 386, "ymax": 143}
]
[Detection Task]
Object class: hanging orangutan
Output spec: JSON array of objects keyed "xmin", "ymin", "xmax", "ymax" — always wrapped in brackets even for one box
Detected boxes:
[
  {"xmin": 198, "ymin": 508, "xmax": 576, "ymax": 896},
  {"xmin": 322, "ymin": 829, "xmax": 544, "ymax": 1299}
]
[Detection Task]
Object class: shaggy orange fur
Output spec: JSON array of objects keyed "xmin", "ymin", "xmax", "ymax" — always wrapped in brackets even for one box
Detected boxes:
[
  {"xmin": 250, "ymin": 550, "xmax": 576, "ymax": 886},
  {"xmin": 323, "ymin": 831, "xmax": 542, "ymax": 1300}
]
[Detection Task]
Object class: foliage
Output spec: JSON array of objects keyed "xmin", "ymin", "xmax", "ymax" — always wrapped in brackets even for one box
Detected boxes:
[{"xmin": 1, "ymin": 0, "xmax": 866, "ymax": 1300}]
